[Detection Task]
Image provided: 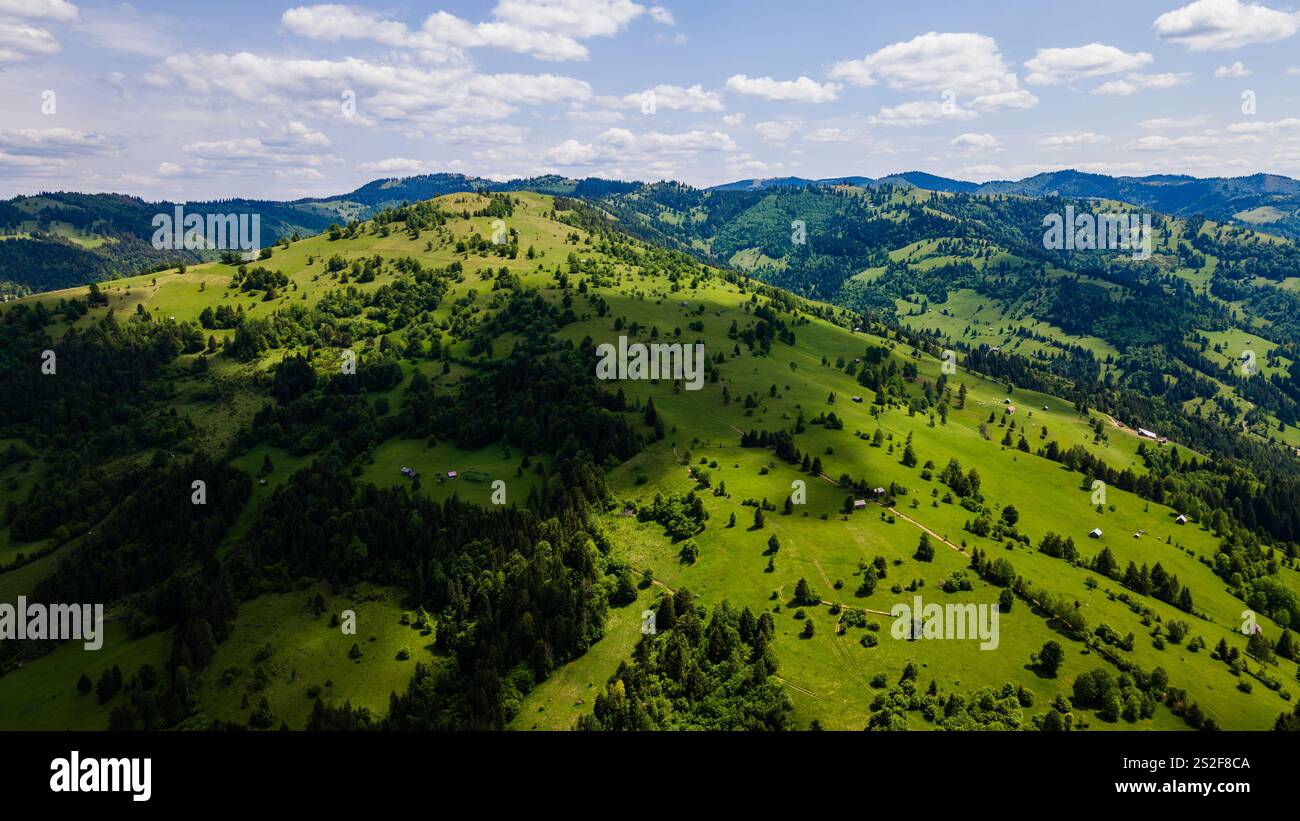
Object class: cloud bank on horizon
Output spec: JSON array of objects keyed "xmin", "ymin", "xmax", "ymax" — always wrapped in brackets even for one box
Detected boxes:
[{"xmin": 1, "ymin": 0, "xmax": 1299, "ymax": 199}]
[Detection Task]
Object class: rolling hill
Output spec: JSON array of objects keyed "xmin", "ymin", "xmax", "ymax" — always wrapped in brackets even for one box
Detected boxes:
[{"xmin": 1, "ymin": 187, "xmax": 1298, "ymax": 731}]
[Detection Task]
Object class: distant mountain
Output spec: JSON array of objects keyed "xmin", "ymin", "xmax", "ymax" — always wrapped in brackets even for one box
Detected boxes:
[
  {"xmin": 707, "ymin": 172, "xmax": 974, "ymax": 193},
  {"xmin": 0, "ymin": 192, "xmax": 336, "ymax": 295},
  {"xmin": 6, "ymin": 167, "xmax": 1300, "ymax": 296},
  {"xmin": 978, "ymin": 171, "xmax": 1300, "ymax": 235},
  {"xmin": 708, "ymin": 169, "xmax": 1300, "ymax": 237}
]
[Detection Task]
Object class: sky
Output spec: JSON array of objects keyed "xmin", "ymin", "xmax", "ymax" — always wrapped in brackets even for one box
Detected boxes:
[{"xmin": 1, "ymin": 0, "xmax": 1300, "ymax": 200}]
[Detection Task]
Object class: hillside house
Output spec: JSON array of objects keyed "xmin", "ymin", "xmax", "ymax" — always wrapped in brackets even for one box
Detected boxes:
[
  {"xmin": 1175, "ymin": 514, "xmax": 1188, "ymax": 525},
  {"xmin": 1088, "ymin": 527, "xmax": 1103, "ymax": 539},
  {"xmin": 446, "ymin": 471, "xmax": 458, "ymax": 479},
  {"xmin": 399, "ymin": 467, "xmax": 417, "ymax": 478},
  {"xmin": 853, "ymin": 499, "xmax": 867, "ymax": 510}
]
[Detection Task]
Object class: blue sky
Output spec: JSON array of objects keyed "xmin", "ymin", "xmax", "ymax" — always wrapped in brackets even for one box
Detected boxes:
[{"xmin": 1, "ymin": 0, "xmax": 1299, "ymax": 199}]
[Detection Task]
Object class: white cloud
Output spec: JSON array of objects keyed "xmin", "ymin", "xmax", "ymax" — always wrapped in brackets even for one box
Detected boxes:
[
  {"xmin": 444, "ymin": 124, "xmax": 529, "ymax": 144},
  {"xmin": 177, "ymin": 121, "xmax": 338, "ymax": 180},
  {"xmin": 723, "ymin": 152, "xmax": 775, "ymax": 175},
  {"xmin": 753, "ymin": 119, "xmax": 801, "ymax": 143},
  {"xmin": 0, "ymin": 0, "xmax": 79, "ymax": 21},
  {"xmin": 950, "ymin": 132, "xmax": 1000, "ymax": 150},
  {"xmin": 803, "ymin": 127, "xmax": 860, "ymax": 143},
  {"xmin": 724, "ymin": 74, "xmax": 839, "ymax": 103},
  {"xmin": 869, "ymin": 99, "xmax": 976, "ymax": 127},
  {"xmin": 0, "ymin": 151, "xmax": 66, "ymax": 176},
  {"xmin": 1126, "ymin": 133, "xmax": 1259, "ymax": 149},
  {"xmin": 616, "ymin": 83, "xmax": 723, "ymax": 112},
  {"xmin": 1226, "ymin": 118, "xmax": 1300, "ymax": 133},
  {"xmin": 0, "ymin": 18, "xmax": 60, "ymax": 62},
  {"xmin": 970, "ymin": 89, "xmax": 1039, "ymax": 111},
  {"xmin": 567, "ymin": 107, "xmax": 623, "ymax": 124},
  {"xmin": 281, "ymin": 1, "xmax": 652, "ymax": 62},
  {"xmin": 1153, "ymin": 0, "xmax": 1300, "ymax": 51},
  {"xmin": 1214, "ymin": 60, "xmax": 1252, "ymax": 77},
  {"xmin": 358, "ymin": 157, "xmax": 433, "ymax": 174},
  {"xmin": 1024, "ymin": 44, "xmax": 1153, "ymax": 85},
  {"xmin": 649, "ymin": 5, "xmax": 674, "ymax": 24},
  {"xmin": 1037, "ymin": 132, "xmax": 1111, "ymax": 148},
  {"xmin": 830, "ymin": 32, "xmax": 1021, "ymax": 98},
  {"xmin": 493, "ymin": 0, "xmax": 647, "ymax": 37},
  {"xmin": 146, "ymin": 52, "xmax": 591, "ymax": 132},
  {"xmin": 544, "ymin": 127, "xmax": 735, "ymax": 167},
  {"xmin": 959, "ymin": 162, "xmax": 1053, "ymax": 180},
  {"xmin": 0, "ymin": 127, "xmax": 120, "ymax": 156},
  {"xmin": 721, "ymin": 113, "xmax": 745, "ymax": 126},
  {"xmin": 1092, "ymin": 73, "xmax": 1188, "ymax": 96},
  {"xmin": 545, "ymin": 138, "xmax": 599, "ymax": 165},
  {"xmin": 1139, "ymin": 116, "xmax": 1208, "ymax": 129}
]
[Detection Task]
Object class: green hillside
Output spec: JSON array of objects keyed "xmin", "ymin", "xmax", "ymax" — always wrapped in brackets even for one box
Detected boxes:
[{"xmin": 1, "ymin": 189, "xmax": 1297, "ymax": 732}]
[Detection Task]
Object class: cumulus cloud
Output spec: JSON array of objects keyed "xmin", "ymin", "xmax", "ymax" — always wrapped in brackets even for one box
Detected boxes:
[
  {"xmin": 281, "ymin": 1, "xmax": 654, "ymax": 63},
  {"xmin": 1226, "ymin": 118, "xmax": 1300, "ymax": 133},
  {"xmin": 1139, "ymin": 116, "xmax": 1208, "ymax": 129},
  {"xmin": 175, "ymin": 120, "xmax": 338, "ymax": 180},
  {"xmin": 830, "ymin": 32, "xmax": 1023, "ymax": 99},
  {"xmin": 724, "ymin": 74, "xmax": 839, "ymax": 103},
  {"xmin": 544, "ymin": 127, "xmax": 734, "ymax": 166},
  {"xmin": 1153, "ymin": 0, "xmax": 1300, "ymax": 51},
  {"xmin": 145, "ymin": 52, "xmax": 591, "ymax": 132},
  {"xmin": 1092, "ymin": 73, "xmax": 1188, "ymax": 96},
  {"xmin": 1024, "ymin": 44, "xmax": 1153, "ymax": 85},
  {"xmin": 753, "ymin": 119, "xmax": 801, "ymax": 143},
  {"xmin": 0, "ymin": 127, "xmax": 120, "ymax": 156},
  {"xmin": 0, "ymin": 19, "xmax": 60, "ymax": 61},
  {"xmin": 970, "ymin": 89, "xmax": 1039, "ymax": 111},
  {"xmin": 0, "ymin": 0, "xmax": 79, "ymax": 21},
  {"xmin": 1126, "ymin": 133, "xmax": 1260, "ymax": 149},
  {"xmin": 803, "ymin": 127, "xmax": 860, "ymax": 143},
  {"xmin": 950, "ymin": 132, "xmax": 1000, "ymax": 150},
  {"xmin": 1214, "ymin": 61, "xmax": 1251, "ymax": 77},
  {"xmin": 357, "ymin": 157, "xmax": 433, "ymax": 174},
  {"xmin": 869, "ymin": 99, "xmax": 977, "ymax": 127},
  {"xmin": 0, "ymin": 0, "xmax": 75, "ymax": 64},
  {"xmin": 648, "ymin": 5, "xmax": 674, "ymax": 24},
  {"xmin": 1037, "ymin": 132, "xmax": 1111, "ymax": 148},
  {"xmin": 614, "ymin": 83, "xmax": 723, "ymax": 112}
]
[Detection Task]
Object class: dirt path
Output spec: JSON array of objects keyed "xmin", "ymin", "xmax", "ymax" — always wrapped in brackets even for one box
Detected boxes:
[{"xmin": 884, "ymin": 505, "xmax": 970, "ymax": 557}]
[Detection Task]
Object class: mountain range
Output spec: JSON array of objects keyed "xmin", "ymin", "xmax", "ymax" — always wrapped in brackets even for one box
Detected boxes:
[{"xmin": 4, "ymin": 168, "xmax": 1300, "ymax": 297}]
